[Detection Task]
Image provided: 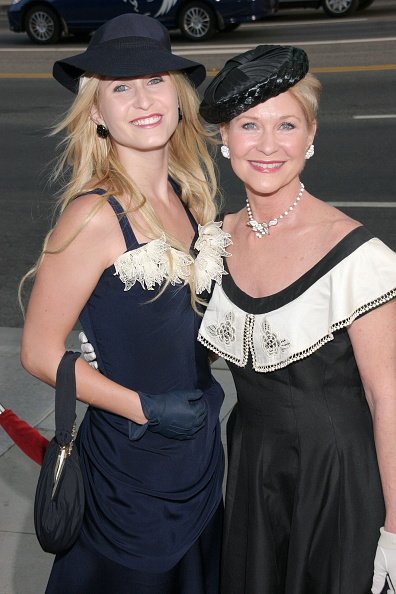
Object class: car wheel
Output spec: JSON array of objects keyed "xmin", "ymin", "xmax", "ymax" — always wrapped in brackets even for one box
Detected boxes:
[
  {"xmin": 322, "ymin": 0, "xmax": 359, "ymax": 17},
  {"xmin": 221, "ymin": 23, "xmax": 240, "ymax": 33},
  {"xmin": 25, "ymin": 5, "xmax": 62, "ymax": 44},
  {"xmin": 179, "ymin": 2, "xmax": 216, "ymax": 41},
  {"xmin": 357, "ymin": 0, "xmax": 375, "ymax": 9}
]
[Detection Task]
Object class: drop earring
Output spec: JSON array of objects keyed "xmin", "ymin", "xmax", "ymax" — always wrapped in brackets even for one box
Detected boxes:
[
  {"xmin": 305, "ymin": 144, "xmax": 314, "ymax": 159},
  {"xmin": 96, "ymin": 124, "xmax": 109, "ymax": 139},
  {"xmin": 221, "ymin": 145, "xmax": 230, "ymax": 159},
  {"xmin": 178, "ymin": 107, "xmax": 183, "ymax": 123}
]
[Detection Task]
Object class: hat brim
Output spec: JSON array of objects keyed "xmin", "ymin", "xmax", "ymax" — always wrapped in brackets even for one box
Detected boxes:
[{"xmin": 53, "ymin": 45, "xmax": 206, "ymax": 93}]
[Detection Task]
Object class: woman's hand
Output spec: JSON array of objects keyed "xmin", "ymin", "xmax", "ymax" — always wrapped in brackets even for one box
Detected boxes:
[
  {"xmin": 372, "ymin": 528, "xmax": 396, "ymax": 593},
  {"xmin": 129, "ymin": 389, "xmax": 207, "ymax": 441},
  {"xmin": 79, "ymin": 332, "xmax": 98, "ymax": 369}
]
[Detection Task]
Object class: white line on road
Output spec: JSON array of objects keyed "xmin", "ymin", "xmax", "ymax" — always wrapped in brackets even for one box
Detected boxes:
[
  {"xmin": 0, "ymin": 37, "xmax": 395, "ymax": 54},
  {"xmin": 235, "ymin": 17, "xmax": 368, "ymax": 28},
  {"xmin": 353, "ymin": 114, "xmax": 396, "ymax": 119},
  {"xmin": 329, "ymin": 202, "xmax": 396, "ymax": 207}
]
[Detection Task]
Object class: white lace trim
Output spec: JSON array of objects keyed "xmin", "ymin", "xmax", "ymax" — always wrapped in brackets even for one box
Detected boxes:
[
  {"xmin": 198, "ymin": 289, "xmax": 396, "ymax": 372},
  {"xmin": 251, "ymin": 289, "xmax": 396, "ymax": 372},
  {"xmin": 198, "ymin": 238, "xmax": 396, "ymax": 373},
  {"xmin": 114, "ymin": 234, "xmax": 193, "ymax": 291},
  {"xmin": 194, "ymin": 221, "xmax": 232, "ymax": 294},
  {"xmin": 113, "ymin": 220, "xmax": 231, "ymax": 293}
]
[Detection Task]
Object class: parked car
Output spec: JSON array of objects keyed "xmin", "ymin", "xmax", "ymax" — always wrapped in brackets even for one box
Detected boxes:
[
  {"xmin": 7, "ymin": 0, "xmax": 276, "ymax": 44},
  {"xmin": 278, "ymin": 0, "xmax": 375, "ymax": 18}
]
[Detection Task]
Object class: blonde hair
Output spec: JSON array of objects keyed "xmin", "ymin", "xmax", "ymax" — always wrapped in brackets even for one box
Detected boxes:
[
  {"xmin": 288, "ymin": 72, "xmax": 322, "ymax": 127},
  {"xmin": 20, "ymin": 71, "xmax": 219, "ymax": 310}
]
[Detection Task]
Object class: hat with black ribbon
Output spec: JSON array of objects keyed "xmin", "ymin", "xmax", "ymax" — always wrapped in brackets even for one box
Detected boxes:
[
  {"xmin": 199, "ymin": 45, "xmax": 309, "ymax": 124},
  {"xmin": 53, "ymin": 13, "xmax": 206, "ymax": 93}
]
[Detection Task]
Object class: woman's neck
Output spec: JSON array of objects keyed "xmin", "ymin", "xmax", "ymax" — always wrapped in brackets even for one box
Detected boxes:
[
  {"xmin": 245, "ymin": 180, "xmax": 304, "ymax": 223},
  {"xmin": 117, "ymin": 144, "xmax": 171, "ymax": 203}
]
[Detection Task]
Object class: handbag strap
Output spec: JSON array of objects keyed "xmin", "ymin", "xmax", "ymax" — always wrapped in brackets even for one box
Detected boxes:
[{"xmin": 55, "ymin": 351, "xmax": 80, "ymax": 447}]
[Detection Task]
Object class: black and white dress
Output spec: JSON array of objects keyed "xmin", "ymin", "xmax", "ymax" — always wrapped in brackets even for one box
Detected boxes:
[{"xmin": 198, "ymin": 226, "xmax": 396, "ymax": 594}]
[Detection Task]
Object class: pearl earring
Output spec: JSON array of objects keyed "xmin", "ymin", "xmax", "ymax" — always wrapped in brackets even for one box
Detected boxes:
[
  {"xmin": 305, "ymin": 144, "xmax": 314, "ymax": 160},
  {"xmin": 221, "ymin": 145, "xmax": 230, "ymax": 159}
]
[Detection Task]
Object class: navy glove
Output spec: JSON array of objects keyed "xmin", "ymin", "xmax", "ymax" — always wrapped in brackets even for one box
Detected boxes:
[{"xmin": 129, "ymin": 389, "xmax": 207, "ymax": 441}]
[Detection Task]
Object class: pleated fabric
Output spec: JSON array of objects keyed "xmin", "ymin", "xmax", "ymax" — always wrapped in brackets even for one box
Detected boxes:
[
  {"xmin": 46, "ymin": 502, "xmax": 223, "ymax": 594},
  {"xmin": 222, "ymin": 336, "xmax": 385, "ymax": 594}
]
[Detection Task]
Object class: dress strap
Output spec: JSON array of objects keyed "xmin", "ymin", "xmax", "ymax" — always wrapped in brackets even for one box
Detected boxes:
[
  {"xmin": 106, "ymin": 196, "xmax": 140, "ymax": 251},
  {"xmin": 77, "ymin": 188, "xmax": 138, "ymax": 249},
  {"xmin": 168, "ymin": 178, "xmax": 198, "ymax": 232}
]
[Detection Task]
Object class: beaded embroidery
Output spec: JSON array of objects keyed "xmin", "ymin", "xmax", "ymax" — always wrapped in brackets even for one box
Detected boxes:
[
  {"xmin": 207, "ymin": 312, "xmax": 236, "ymax": 345},
  {"xmin": 261, "ymin": 319, "xmax": 290, "ymax": 357},
  {"xmin": 113, "ymin": 221, "xmax": 231, "ymax": 294}
]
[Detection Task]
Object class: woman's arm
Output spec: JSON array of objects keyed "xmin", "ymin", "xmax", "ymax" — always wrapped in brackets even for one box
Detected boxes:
[
  {"xmin": 21, "ymin": 194, "xmax": 147, "ymax": 424},
  {"xmin": 348, "ymin": 299, "xmax": 396, "ymax": 529}
]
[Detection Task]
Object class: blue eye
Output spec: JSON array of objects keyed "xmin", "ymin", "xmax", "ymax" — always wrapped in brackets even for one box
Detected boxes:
[
  {"xmin": 280, "ymin": 122, "xmax": 295, "ymax": 130},
  {"xmin": 114, "ymin": 84, "xmax": 129, "ymax": 93},
  {"xmin": 148, "ymin": 77, "xmax": 163, "ymax": 85},
  {"xmin": 242, "ymin": 122, "xmax": 256, "ymax": 130}
]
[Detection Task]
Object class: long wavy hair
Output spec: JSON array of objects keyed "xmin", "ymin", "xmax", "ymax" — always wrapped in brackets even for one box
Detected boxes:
[{"xmin": 20, "ymin": 71, "xmax": 219, "ymax": 310}]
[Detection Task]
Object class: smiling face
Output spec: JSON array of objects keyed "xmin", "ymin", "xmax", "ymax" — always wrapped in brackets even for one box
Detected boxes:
[
  {"xmin": 92, "ymin": 73, "xmax": 179, "ymax": 154},
  {"xmin": 220, "ymin": 90, "xmax": 316, "ymax": 196}
]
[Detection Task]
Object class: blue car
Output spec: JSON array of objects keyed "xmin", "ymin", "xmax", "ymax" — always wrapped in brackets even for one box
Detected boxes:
[{"xmin": 7, "ymin": 0, "xmax": 277, "ymax": 44}]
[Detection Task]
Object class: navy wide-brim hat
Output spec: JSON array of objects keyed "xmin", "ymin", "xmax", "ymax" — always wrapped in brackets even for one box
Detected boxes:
[
  {"xmin": 53, "ymin": 14, "xmax": 206, "ymax": 93},
  {"xmin": 199, "ymin": 45, "xmax": 309, "ymax": 124}
]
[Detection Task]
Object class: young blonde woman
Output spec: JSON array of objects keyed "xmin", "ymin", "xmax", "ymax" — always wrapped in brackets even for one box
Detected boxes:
[
  {"xmin": 21, "ymin": 14, "xmax": 231, "ymax": 594},
  {"xmin": 198, "ymin": 45, "xmax": 396, "ymax": 593}
]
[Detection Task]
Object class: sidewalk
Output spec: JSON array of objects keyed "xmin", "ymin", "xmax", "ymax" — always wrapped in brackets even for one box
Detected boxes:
[{"xmin": 0, "ymin": 327, "xmax": 236, "ymax": 594}]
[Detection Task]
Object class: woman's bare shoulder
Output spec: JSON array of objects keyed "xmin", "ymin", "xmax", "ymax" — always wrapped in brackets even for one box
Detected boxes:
[
  {"xmin": 308, "ymin": 193, "xmax": 362, "ymax": 244},
  {"xmin": 48, "ymin": 190, "xmax": 124, "ymax": 260}
]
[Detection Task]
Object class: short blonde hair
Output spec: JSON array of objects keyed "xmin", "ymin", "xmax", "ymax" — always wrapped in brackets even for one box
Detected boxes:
[{"xmin": 288, "ymin": 72, "xmax": 322, "ymax": 126}]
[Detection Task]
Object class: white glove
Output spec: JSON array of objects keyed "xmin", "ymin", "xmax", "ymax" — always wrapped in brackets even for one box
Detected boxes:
[
  {"xmin": 79, "ymin": 332, "xmax": 98, "ymax": 370},
  {"xmin": 372, "ymin": 527, "xmax": 396, "ymax": 593}
]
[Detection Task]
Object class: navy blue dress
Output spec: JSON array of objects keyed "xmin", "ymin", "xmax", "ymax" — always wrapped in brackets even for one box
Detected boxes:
[{"xmin": 46, "ymin": 192, "xmax": 225, "ymax": 594}]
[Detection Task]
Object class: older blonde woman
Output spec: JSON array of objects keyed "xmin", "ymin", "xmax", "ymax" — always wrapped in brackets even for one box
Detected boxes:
[{"xmin": 198, "ymin": 45, "xmax": 396, "ymax": 594}]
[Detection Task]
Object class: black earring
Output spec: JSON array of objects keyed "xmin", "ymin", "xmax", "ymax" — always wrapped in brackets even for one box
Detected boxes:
[
  {"xmin": 96, "ymin": 124, "xmax": 109, "ymax": 139},
  {"xmin": 178, "ymin": 107, "xmax": 183, "ymax": 123}
]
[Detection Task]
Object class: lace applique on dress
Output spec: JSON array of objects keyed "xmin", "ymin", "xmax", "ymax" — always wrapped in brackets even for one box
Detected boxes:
[
  {"xmin": 113, "ymin": 221, "xmax": 231, "ymax": 293},
  {"xmin": 194, "ymin": 221, "xmax": 232, "ymax": 295},
  {"xmin": 114, "ymin": 234, "xmax": 193, "ymax": 291}
]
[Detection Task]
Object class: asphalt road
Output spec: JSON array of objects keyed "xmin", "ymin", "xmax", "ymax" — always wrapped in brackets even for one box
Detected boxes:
[{"xmin": 0, "ymin": 0, "xmax": 395, "ymax": 327}]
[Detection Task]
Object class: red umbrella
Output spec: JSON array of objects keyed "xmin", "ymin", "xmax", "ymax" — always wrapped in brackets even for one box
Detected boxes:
[{"xmin": 0, "ymin": 402, "xmax": 49, "ymax": 465}]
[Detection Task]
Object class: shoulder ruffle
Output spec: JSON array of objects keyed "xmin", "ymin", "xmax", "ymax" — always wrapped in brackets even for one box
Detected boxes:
[
  {"xmin": 113, "ymin": 221, "xmax": 231, "ymax": 293},
  {"xmin": 198, "ymin": 238, "xmax": 396, "ymax": 372},
  {"xmin": 194, "ymin": 221, "xmax": 232, "ymax": 295},
  {"xmin": 114, "ymin": 234, "xmax": 193, "ymax": 291}
]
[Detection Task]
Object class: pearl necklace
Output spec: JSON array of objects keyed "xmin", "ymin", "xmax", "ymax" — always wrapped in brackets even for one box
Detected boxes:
[{"xmin": 246, "ymin": 182, "xmax": 305, "ymax": 238}]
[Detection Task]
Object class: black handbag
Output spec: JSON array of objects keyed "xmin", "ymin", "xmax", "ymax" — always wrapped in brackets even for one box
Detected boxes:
[{"xmin": 34, "ymin": 351, "xmax": 85, "ymax": 554}]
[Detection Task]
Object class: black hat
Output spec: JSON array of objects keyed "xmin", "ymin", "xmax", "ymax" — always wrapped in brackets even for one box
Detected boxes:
[
  {"xmin": 199, "ymin": 45, "xmax": 309, "ymax": 124},
  {"xmin": 53, "ymin": 14, "xmax": 206, "ymax": 93}
]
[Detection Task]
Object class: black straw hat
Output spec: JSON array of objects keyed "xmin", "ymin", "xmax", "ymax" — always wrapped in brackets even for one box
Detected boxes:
[
  {"xmin": 199, "ymin": 45, "xmax": 309, "ymax": 124},
  {"xmin": 53, "ymin": 14, "xmax": 206, "ymax": 93}
]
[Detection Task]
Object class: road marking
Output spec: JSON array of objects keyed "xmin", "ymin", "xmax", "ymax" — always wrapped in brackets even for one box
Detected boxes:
[
  {"xmin": 239, "ymin": 17, "xmax": 367, "ymax": 28},
  {"xmin": 1, "ymin": 64, "xmax": 395, "ymax": 79},
  {"xmin": 329, "ymin": 202, "xmax": 396, "ymax": 207},
  {"xmin": 0, "ymin": 73, "xmax": 51, "ymax": 78},
  {"xmin": 353, "ymin": 114, "xmax": 396, "ymax": 119},
  {"xmin": 0, "ymin": 36, "xmax": 395, "ymax": 53}
]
